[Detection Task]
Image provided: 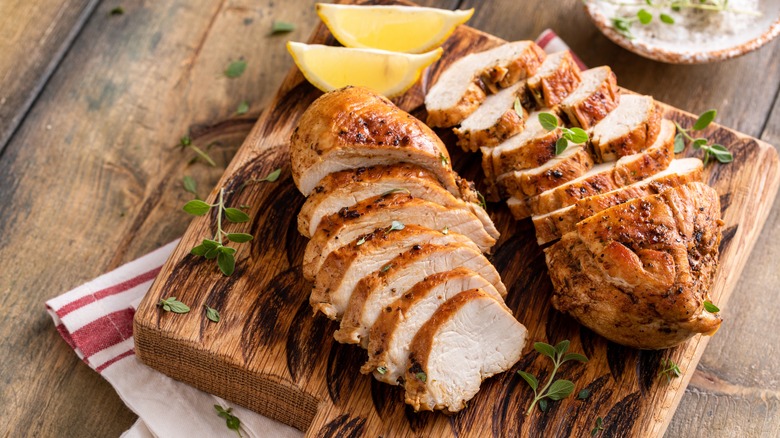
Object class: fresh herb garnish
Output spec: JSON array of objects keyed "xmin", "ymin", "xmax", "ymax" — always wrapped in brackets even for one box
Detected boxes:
[
  {"xmin": 658, "ymin": 358, "xmax": 682, "ymax": 382},
  {"xmin": 240, "ymin": 168, "xmax": 283, "ymax": 189},
  {"xmin": 214, "ymin": 405, "xmax": 243, "ymax": 438},
  {"xmin": 415, "ymin": 371, "xmax": 427, "ymax": 382},
  {"xmin": 224, "ymin": 59, "xmax": 247, "ymax": 78},
  {"xmin": 703, "ymin": 300, "xmax": 720, "ymax": 313},
  {"xmin": 356, "ymin": 236, "xmax": 367, "ymax": 246},
  {"xmin": 236, "ymin": 100, "xmax": 249, "ymax": 115},
  {"xmin": 673, "ymin": 109, "xmax": 733, "ymax": 165},
  {"xmin": 183, "ymin": 176, "xmax": 198, "ymax": 197},
  {"xmin": 538, "ymin": 112, "xmax": 589, "ymax": 155},
  {"xmin": 158, "ymin": 297, "xmax": 190, "ymax": 314},
  {"xmin": 110, "ymin": 6, "xmax": 124, "ymax": 15},
  {"xmin": 439, "ymin": 153, "xmax": 449, "ymax": 166},
  {"xmin": 179, "ymin": 135, "xmax": 217, "ymax": 167},
  {"xmin": 441, "ymin": 226, "xmax": 449, "ymax": 235},
  {"xmin": 376, "ymin": 366, "xmax": 387, "ymax": 374},
  {"xmin": 476, "ymin": 191, "xmax": 487, "ymax": 209},
  {"xmin": 186, "ymin": 188, "xmax": 254, "ymax": 276},
  {"xmin": 577, "ymin": 388, "xmax": 591, "ymax": 400},
  {"xmin": 591, "ymin": 417, "xmax": 605, "ymax": 436},
  {"xmin": 517, "ymin": 340, "xmax": 588, "ymax": 415},
  {"xmin": 514, "ymin": 97, "xmax": 524, "ymax": 118},
  {"xmin": 271, "ymin": 21, "xmax": 295, "ymax": 34},
  {"xmin": 388, "ymin": 220, "xmax": 405, "ymax": 232},
  {"xmin": 204, "ymin": 305, "xmax": 220, "ymax": 323}
]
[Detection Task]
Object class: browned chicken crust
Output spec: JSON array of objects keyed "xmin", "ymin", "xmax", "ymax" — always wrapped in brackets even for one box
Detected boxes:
[{"xmin": 544, "ymin": 182, "xmax": 723, "ymax": 349}]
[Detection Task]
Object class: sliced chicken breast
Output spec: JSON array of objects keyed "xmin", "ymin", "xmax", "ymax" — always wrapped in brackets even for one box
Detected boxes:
[
  {"xmin": 303, "ymin": 193, "xmax": 497, "ymax": 280},
  {"xmin": 533, "ymin": 158, "xmax": 704, "ymax": 244},
  {"xmin": 496, "ymin": 143, "xmax": 594, "ymax": 199},
  {"xmin": 425, "ymin": 41, "xmax": 546, "ymax": 127},
  {"xmin": 404, "ymin": 289, "xmax": 527, "ymax": 412},
  {"xmin": 526, "ymin": 50, "xmax": 582, "ymax": 108},
  {"xmin": 590, "ymin": 94, "xmax": 661, "ymax": 162},
  {"xmin": 312, "ymin": 225, "xmax": 478, "ymax": 320},
  {"xmin": 297, "ymin": 164, "xmax": 498, "ymax": 239},
  {"xmin": 290, "ymin": 86, "xmax": 459, "ymax": 196},
  {"xmin": 507, "ymin": 119, "xmax": 675, "ymax": 219},
  {"xmin": 559, "ymin": 66, "xmax": 620, "ymax": 129},
  {"xmin": 334, "ymin": 243, "xmax": 507, "ymax": 346},
  {"xmin": 545, "ymin": 182, "xmax": 723, "ymax": 349},
  {"xmin": 481, "ymin": 110, "xmax": 562, "ymax": 186},
  {"xmin": 362, "ymin": 267, "xmax": 503, "ymax": 385},
  {"xmin": 453, "ymin": 81, "xmax": 529, "ymax": 152}
]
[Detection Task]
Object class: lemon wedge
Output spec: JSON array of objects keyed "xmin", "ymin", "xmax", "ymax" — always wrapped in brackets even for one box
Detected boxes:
[
  {"xmin": 287, "ymin": 42, "xmax": 442, "ymax": 97},
  {"xmin": 316, "ymin": 4, "xmax": 473, "ymax": 53}
]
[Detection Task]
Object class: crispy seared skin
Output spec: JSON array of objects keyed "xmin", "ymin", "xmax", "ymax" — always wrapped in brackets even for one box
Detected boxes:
[
  {"xmin": 559, "ymin": 66, "xmax": 620, "ymax": 129},
  {"xmin": 544, "ymin": 182, "xmax": 723, "ymax": 349}
]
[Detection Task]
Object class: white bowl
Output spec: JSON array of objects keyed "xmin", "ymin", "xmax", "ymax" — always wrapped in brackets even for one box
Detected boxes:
[{"xmin": 583, "ymin": 0, "xmax": 780, "ymax": 64}]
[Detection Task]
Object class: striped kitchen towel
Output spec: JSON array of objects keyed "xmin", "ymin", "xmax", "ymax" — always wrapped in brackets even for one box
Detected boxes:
[{"xmin": 45, "ymin": 30, "xmax": 579, "ymax": 438}]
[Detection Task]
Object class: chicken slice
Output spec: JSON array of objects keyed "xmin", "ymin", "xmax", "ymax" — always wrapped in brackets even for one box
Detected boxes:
[
  {"xmin": 404, "ymin": 289, "xmax": 527, "ymax": 412},
  {"xmin": 526, "ymin": 50, "xmax": 582, "ymax": 108},
  {"xmin": 425, "ymin": 41, "xmax": 546, "ymax": 127},
  {"xmin": 303, "ymin": 193, "xmax": 496, "ymax": 280},
  {"xmin": 334, "ymin": 243, "xmax": 506, "ymax": 346},
  {"xmin": 507, "ymin": 119, "xmax": 675, "ymax": 219},
  {"xmin": 481, "ymin": 110, "xmax": 562, "ymax": 187},
  {"xmin": 453, "ymin": 81, "xmax": 529, "ymax": 152},
  {"xmin": 496, "ymin": 143, "xmax": 594, "ymax": 199},
  {"xmin": 362, "ymin": 267, "xmax": 503, "ymax": 385},
  {"xmin": 559, "ymin": 66, "xmax": 620, "ymax": 129},
  {"xmin": 312, "ymin": 225, "xmax": 478, "ymax": 320},
  {"xmin": 590, "ymin": 94, "xmax": 661, "ymax": 162},
  {"xmin": 290, "ymin": 86, "xmax": 459, "ymax": 196},
  {"xmin": 544, "ymin": 182, "xmax": 723, "ymax": 349},
  {"xmin": 533, "ymin": 158, "xmax": 703, "ymax": 244},
  {"xmin": 297, "ymin": 164, "xmax": 498, "ymax": 239}
]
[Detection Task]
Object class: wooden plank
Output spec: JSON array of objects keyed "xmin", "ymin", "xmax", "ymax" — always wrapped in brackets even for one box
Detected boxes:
[
  {"xmin": 0, "ymin": 0, "xmax": 99, "ymax": 154},
  {"xmin": 0, "ymin": 0, "xmax": 378, "ymax": 436},
  {"xmin": 133, "ymin": 6, "xmax": 780, "ymax": 437}
]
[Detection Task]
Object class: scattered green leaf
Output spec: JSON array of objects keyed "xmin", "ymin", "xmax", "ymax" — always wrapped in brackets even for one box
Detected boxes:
[
  {"xmin": 514, "ymin": 97, "xmax": 524, "ymax": 118},
  {"xmin": 183, "ymin": 176, "xmax": 198, "ymax": 197},
  {"xmin": 388, "ymin": 221, "xmax": 405, "ymax": 232},
  {"xmin": 381, "ymin": 187, "xmax": 411, "ymax": 196},
  {"xmin": 674, "ymin": 133, "xmax": 685, "ymax": 153},
  {"xmin": 577, "ymin": 388, "xmax": 591, "ymax": 400},
  {"xmin": 439, "ymin": 152, "xmax": 449, "ymax": 166},
  {"xmin": 224, "ymin": 59, "xmax": 247, "ymax": 78},
  {"xmin": 214, "ymin": 405, "xmax": 243, "ymax": 438},
  {"xmin": 703, "ymin": 300, "xmax": 720, "ymax": 313},
  {"xmin": 179, "ymin": 135, "xmax": 216, "ymax": 167},
  {"xmin": 591, "ymin": 417, "xmax": 605, "ymax": 436},
  {"xmin": 637, "ymin": 8, "xmax": 653, "ymax": 24},
  {"xmin": 183, "ymin": 200, "xmax": 211, "ymax": 216},
  {"xmin": 236, "ymin": 100, "xmax": 249, "ymax": 115},
  {"xmin": 158, "ymin": 297, "xmax": 190, "ymax": 314},
  {"xmin": 660, "ymin": 13, "xmax": 675, "ymax": 24},
  {"xmin": 538, "ymin": 112, "xmax": 559, "ymax": 132},
  {"xmin": 356, "ymin": 236, "xmax": 367, "ymax": 246},
  {"xmin": 555, "ymin": 137, "xmax": 569, "ymax": 155},
  {"xmin": 261, "ymin": 168, "xmax": 282, "ymax": 182},
  {"xmin": 204, "ymin": 305, "xmax": 220, "ymax": 323},
  {"xmin": 271, "ymin": 21, "xmax": 295, "ymax": 34},
  {"xmin": 658, "ymin": 358, "xmax": 682, "ymax": 383},
  {"xmin": 441, "ymin": 226, "xmax": 449, "ymax": 235},
  {"xmin": 376, "ymin": 366, "xmax": 387, "ymax": 375},
  {"xmin": 693, "ymin": 109, "xmax": 717, "ymax": 131},
  {"xmin": 415, "ymin": 372, "xmax": 427, "ymax": 383},
  {"xmin": 477, "ymin": 191, "xmax": 487, "ymax": 209},
  {"xmin": 110, "ymin": 6, "xmax": 124, "ymax": 15},
  {"xmin": 381, "ymin": 263, "xmax": 393, "ymax": 273}
]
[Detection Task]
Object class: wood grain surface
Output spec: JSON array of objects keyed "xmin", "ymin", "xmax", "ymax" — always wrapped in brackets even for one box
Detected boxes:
[
  {"xmin": 1, "ymin": 0, "xmax": 779, "ymax": 437},
  {"xmin": 132, "ymin": 5, "xmax": 780, "ymax": 437}
]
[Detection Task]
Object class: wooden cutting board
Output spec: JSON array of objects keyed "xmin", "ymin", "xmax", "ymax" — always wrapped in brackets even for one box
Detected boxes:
[{"xmin": 133, "ymin": 2, "xmax": 780, "ymax": 436}]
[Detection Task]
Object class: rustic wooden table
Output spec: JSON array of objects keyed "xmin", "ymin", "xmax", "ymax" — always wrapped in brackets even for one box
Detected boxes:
[{"xmin": 1, "ymin": 0, "xmax": 778, "ymax": 436}]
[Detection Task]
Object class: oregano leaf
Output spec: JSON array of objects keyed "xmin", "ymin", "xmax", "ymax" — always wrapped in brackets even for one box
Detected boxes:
[
  {"xmin": 204, "ymin": 305, "xmax": 220, "ymax": 323},
  {"xmin": 693, "ymin": 109, "xmax": 717, "ymax": 131},
  {"xmin": 227, "ymin": 233, "xmax": 254, "ymax": 243},
  {"xmin": 224, "ymin": 59, "xmax": 247, "ymax": 78},
  {"xmin": 517, "ymin": 371, "xmax": 538, "ymax": 391},
  {"xmin": 555, "ymin": 137, "xmax": 569, "ymax": 155},
  {"xmin": 538, "ymin": 112, "xmax": 559, "ymax": 132},
  {"xmin": 546, "ymin": 379, "xmax": 575, "ymax": 400},
  {"xmin": 217, "ymin": 251, "xmax": 235, "ymax": 276},
  {"xmin": 183, "ymin": 200, "xmax": 211, "ymax": 216},
  {"xmin": 224, "ymin": 207, "xmax": 250, "ymax": 223},
  {"xmin": 674, "ymin": 133, "xmax": 685, "ymax": 153},
  {"xmin": 534, "ymin": 342, "xmax": 557, "ymax": 360}
]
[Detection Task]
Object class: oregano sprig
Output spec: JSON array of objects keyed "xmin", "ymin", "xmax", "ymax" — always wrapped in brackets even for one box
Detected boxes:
[
  {"xmin": 658, "ymin": 358, "xmax": 682, "ymax": 383},
  {"xmin": 517, "ymin": 340, "xmax": 588, "ymax": 415},
  {"xmin": 591, "ymin": 417, "xmax": 605, "ymax": 436},
  {"xmin": 214, "ymin": 405, "xmax": 243, "ymax": 437},
  {"xmin": 673, "ymin": 109, "xmax": 733, "ymax": 165},
  {"xmin": 538, "ymin": 112, "xmax": 589, "ymax": 155},
  {"xmin": 158, "ymin": 297, "xmax": 190, "ymax": 314},
  {"xmin": 179, "ymin": 135, "xmax": 217, "ymax": 167},
  {"xmin": 184, "ymin": 188, "xmax": 254, "ymax": 276}
]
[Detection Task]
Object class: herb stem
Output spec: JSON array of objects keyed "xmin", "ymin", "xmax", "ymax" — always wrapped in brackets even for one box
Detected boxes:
[
  {"xmin": 215, "ymin": 188, "xmax": 225, "ymax": 243},
  {"xmin": 526, "ymin": 359, "xmax": 560, "ymax": 415}
]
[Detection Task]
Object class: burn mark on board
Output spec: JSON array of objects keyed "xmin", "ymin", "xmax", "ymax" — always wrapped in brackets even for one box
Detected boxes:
[
  {"xmin": 315, "ymin": 414, "xmax": 366, "ymax": 438},
  {"xmin": 286, "ymin": 298, "xmax": 336, "ymax": 383},
  {"xmin": 326, "ymin": 341, "xmax": 365, "ymax": 405}
]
